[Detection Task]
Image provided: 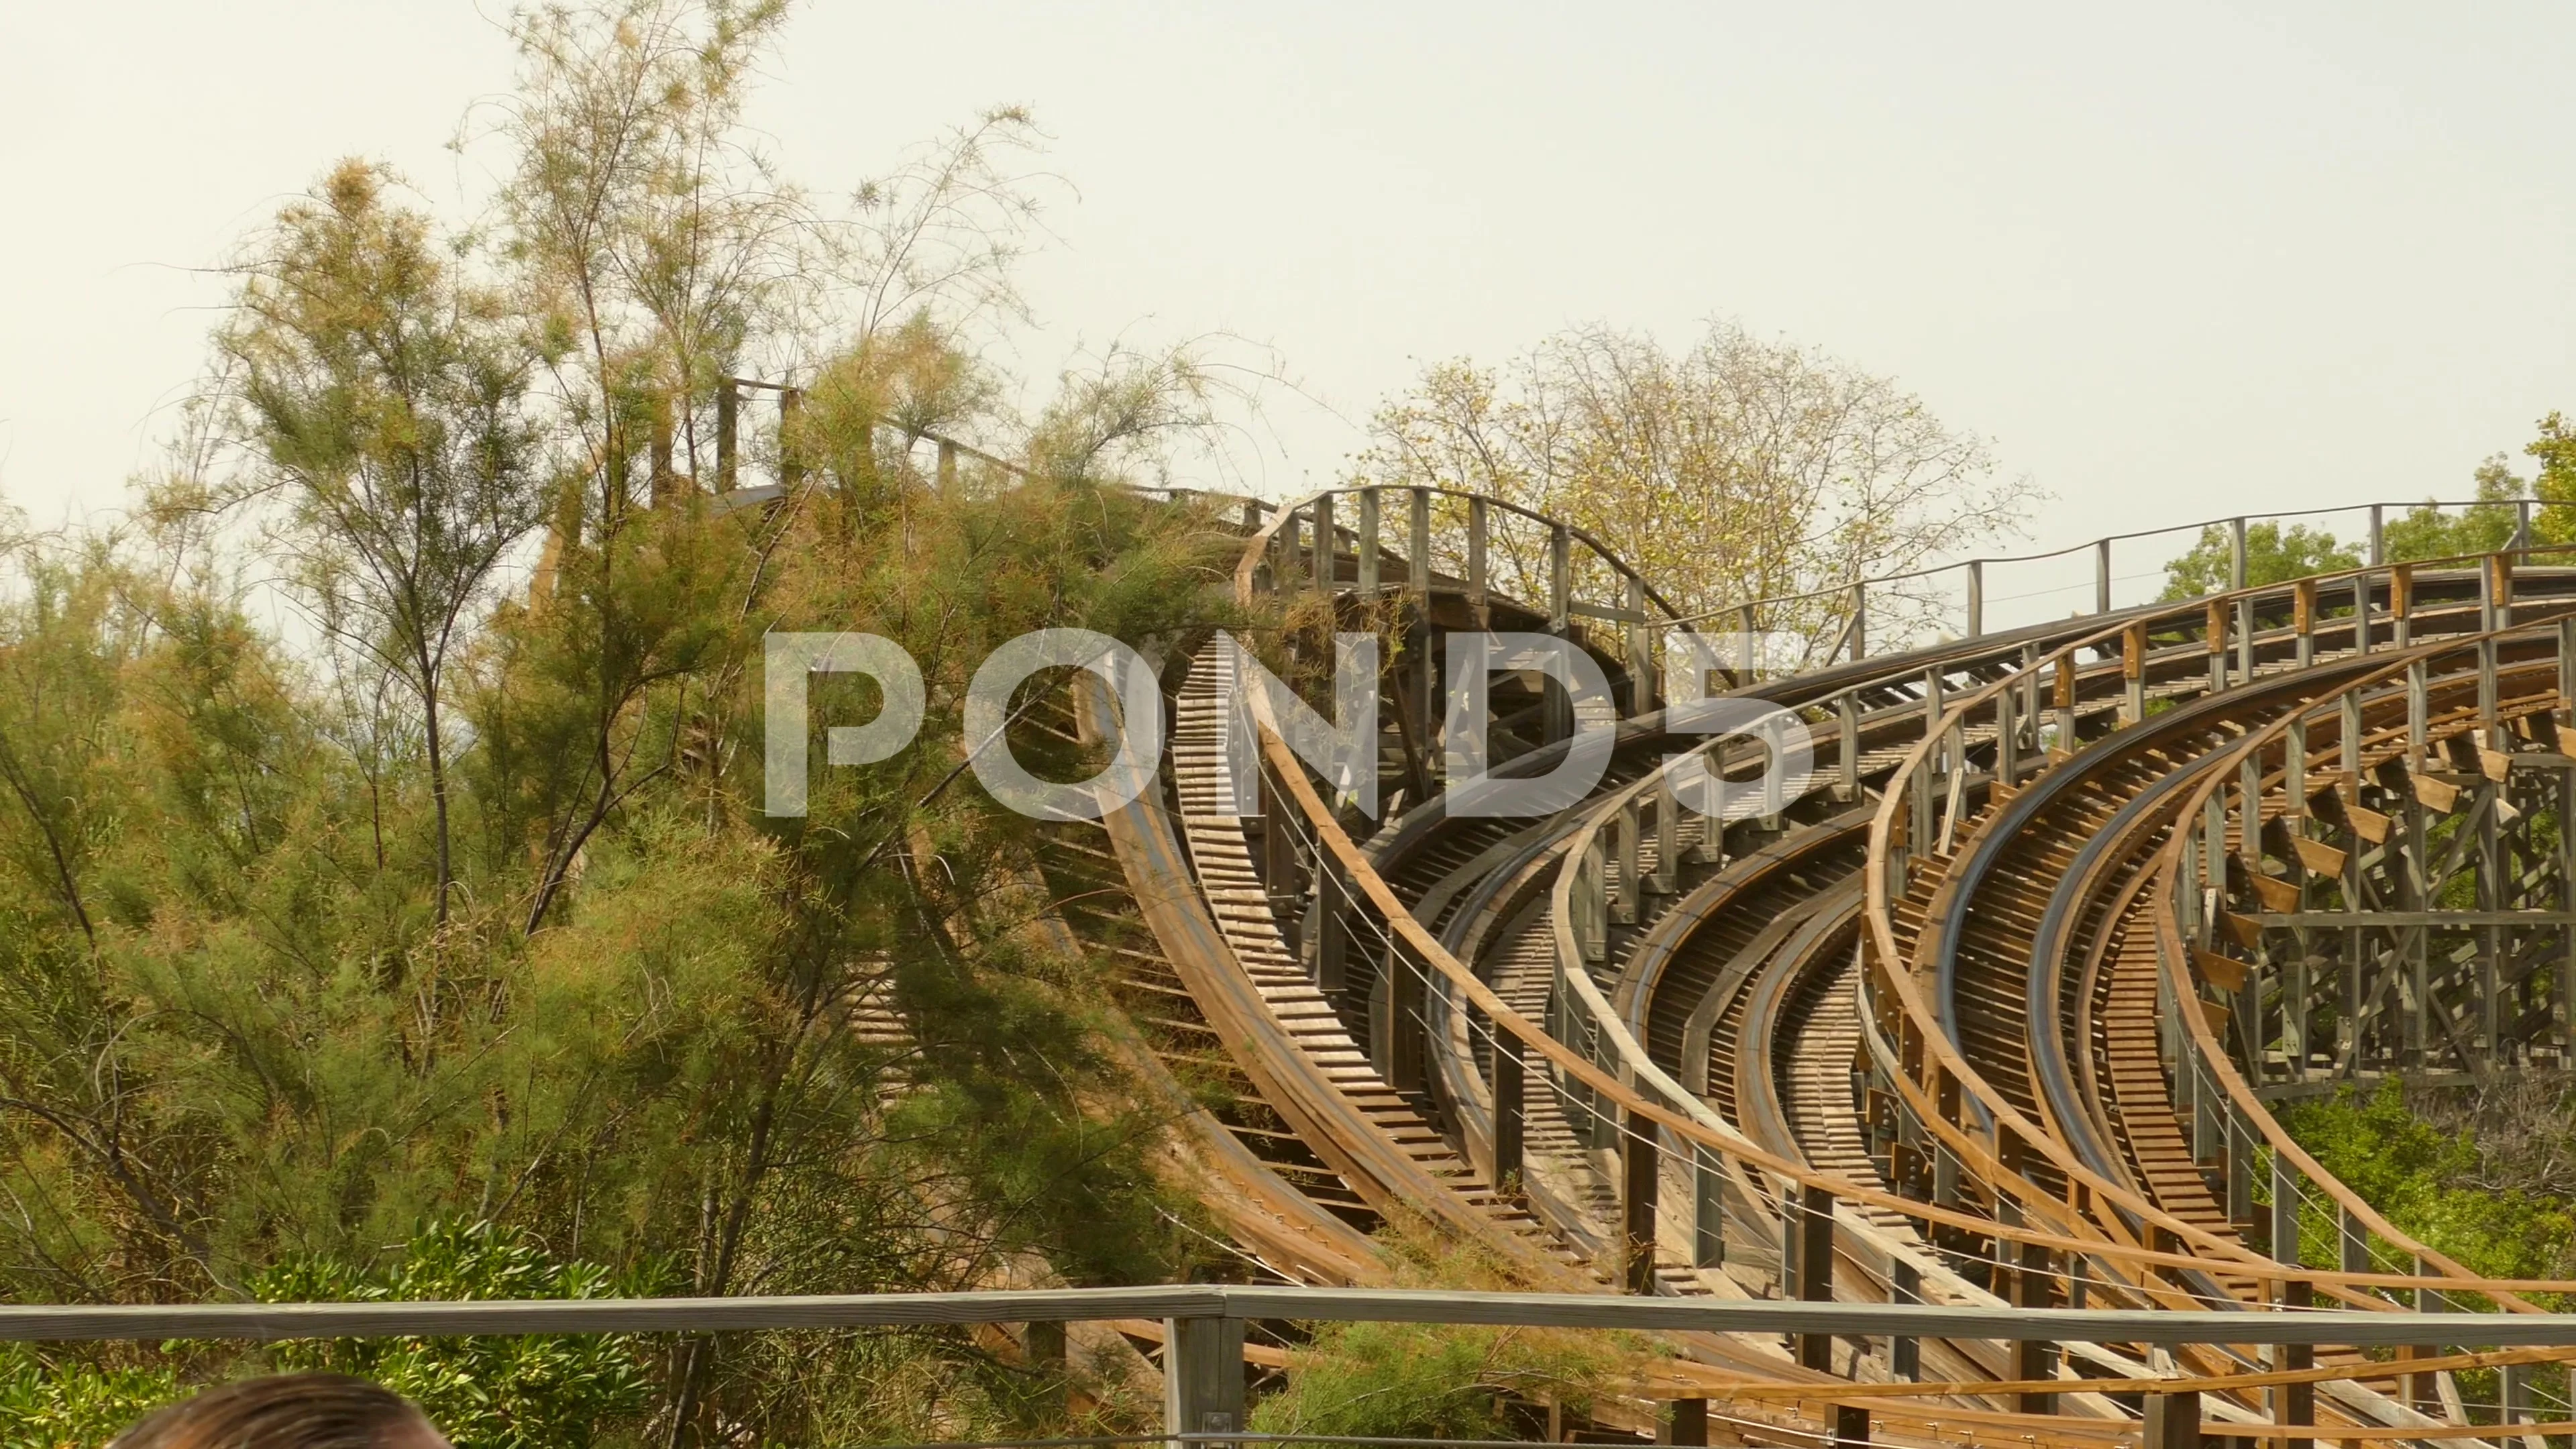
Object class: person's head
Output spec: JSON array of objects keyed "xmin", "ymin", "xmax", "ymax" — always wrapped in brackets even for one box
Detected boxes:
[{"xmin": 109, "ymin": 1373, "xmax": 448, "ymax": 1449}]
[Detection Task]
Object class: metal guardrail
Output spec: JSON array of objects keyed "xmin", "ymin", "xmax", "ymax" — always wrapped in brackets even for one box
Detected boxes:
[
  {"xmin": 9, "ymin": 1283, "xmax": 2576, "ymax": 1344},
  {"xmin": 38, "ymin": 1286, "xmax": 2576, "ymax": 1448},
  {"xmin": 1686, "ymin": 496, "xmax": 2555, "ymax": 647}
]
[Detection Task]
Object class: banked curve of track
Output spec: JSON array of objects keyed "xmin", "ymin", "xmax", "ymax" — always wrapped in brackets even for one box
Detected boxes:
[{"xmin": 1073, "ymin": 486, "xmax": 2576, "ymax": 1443}]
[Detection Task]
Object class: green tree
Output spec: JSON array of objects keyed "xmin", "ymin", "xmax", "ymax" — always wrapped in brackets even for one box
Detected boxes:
[
  {"xmin": 0, "ymin": 5, "xmax": 1255, "ymax": 1446},
  {"xmin": 2157, "ymin": 521, "xmax": 2361, "ymax": 600},
  {"xmin": 221, "ymin": 160, "xmax": 550, "ymax": 926},
  {"xmin": 1354, "ymin": 321, "xmax": 2043, "ymax": 655},
  {"xmin": 2522, "ymin": 411, "xmax": 2576, "ymax": 545},
  {"xmin": 2380, "ymin": 454, "xmax": 2527, "ymax": 563},
  {"xmin": 482, "ymin": 0, "xmax": 1047, "ymax": 935}
]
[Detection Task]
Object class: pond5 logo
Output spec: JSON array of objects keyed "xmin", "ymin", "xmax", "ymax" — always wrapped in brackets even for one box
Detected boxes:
[{"xmin": 764, "ymin": 629, "xmax": 1813, "ymax": 822}]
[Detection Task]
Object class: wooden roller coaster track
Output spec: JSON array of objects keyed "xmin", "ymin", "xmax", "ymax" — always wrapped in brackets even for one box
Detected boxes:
[{"xmin": 1013, "ymin": 479, "xmax": 2576, "ymax": 1447}]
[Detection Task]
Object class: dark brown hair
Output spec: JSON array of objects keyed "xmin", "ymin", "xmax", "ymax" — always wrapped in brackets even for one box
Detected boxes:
[{"xmin": 108, "ymin": 1373, "xmax": 446, "ymax": 1449}]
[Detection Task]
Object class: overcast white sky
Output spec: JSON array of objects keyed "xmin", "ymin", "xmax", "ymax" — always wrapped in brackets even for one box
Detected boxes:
[{"xmin": 3, "ymin": 1, "xmax": 2573, "ymax": 574}]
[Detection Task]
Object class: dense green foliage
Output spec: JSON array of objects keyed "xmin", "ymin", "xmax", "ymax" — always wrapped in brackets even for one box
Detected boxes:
[
  {"xmin": 0, "ymin": 456, "xmax": 1234, "ymax": 1445},
  {"xmin": 250, "ymin": 1224, "xmax": 658, "ymax": 1449},
  {"xmin": 2277, "ymin": 1079, "xmax": 2576, "ymax": 1418},
  {"xmin": 0, "ymin": 1224, "xmax": 651, "ymax": 1449},
  {"xmin": 2280, "ymin": 1079, "xmax": 2576, "ymax": 1286},
  {"xmin": 0, "ymin": 1349, "xmax": 177, "ymax": 1449},
  {"xmin": 0, "ymin": 2, "xmax": 1250, "ymax": 1443}
]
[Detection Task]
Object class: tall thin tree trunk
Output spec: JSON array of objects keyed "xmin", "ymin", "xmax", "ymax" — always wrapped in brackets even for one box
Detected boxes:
[{"xmin": 421, "ymin": 672, "xmax": 451, "ymax": 928}]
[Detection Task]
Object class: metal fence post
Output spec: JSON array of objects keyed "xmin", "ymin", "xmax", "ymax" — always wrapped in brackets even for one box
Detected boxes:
[
  {"xmin": 1837, "ymin": 694, "xmax": 1861, "ymax": 801},
  {"xmin": 1163, "ymin": 1315, "xmax": 1244, "ymax": 1446},
  {"xmin": 2227, "ymin": 1104, "xmax": 2255, "ymax": 1228},
  {"xmin": 2407, "ymin": 659, "xmax": 2430, "ymax": 769},
  {"xmin": 2278, "ymin": 1276, "xmax": 2314, "ymax": 1449},
  {"xmin": 1995, "ymin": 684, "xmax": 2019, "ymax": 784},
  {"xmin": 2561, "ymin": 615, "xmax": 2576, "ymax": 728},
  {"xmin": 1889, "ymin": 1256, "xmax": 1920, "ymax": 1381},
  {"xmin": 2207, "ymin": 598, "xmax": 2230, "ymax": 693},
  {"xmin": 1611, "ymin": 802, "xmax": 1640, "ymax": 926},
  {"xmin": 1796, "ymin": 1183, "xmax": 1834, "ymax": 1371},
  {"xmin": 1623, "ymin": 1112, "xmax": 1659, "ymax": 1295},
  {"xmin": 2096, "ymin": 537, "xmax": 2113, "ymax": 614}
]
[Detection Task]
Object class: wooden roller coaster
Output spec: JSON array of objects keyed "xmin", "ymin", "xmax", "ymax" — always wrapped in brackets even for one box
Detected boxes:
[{"xmin": 1026, "ymin": 480, "xmax": 2576, "ymax": 1448}]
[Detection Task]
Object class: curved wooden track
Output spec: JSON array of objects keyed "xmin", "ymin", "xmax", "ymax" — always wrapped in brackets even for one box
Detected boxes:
[{"xmin": 1035, "ymin": 488, "xmax": 2576, "ymax": 1446}]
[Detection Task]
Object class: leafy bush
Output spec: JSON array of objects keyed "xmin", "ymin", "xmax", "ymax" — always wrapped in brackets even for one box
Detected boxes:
[
  {"xmin": 0, "ymin": 1224, "xmax": 652, "ymax": 1449},
  {"xmin": 0, "ymin": 1348, "xmax": 178, "ymax": 1449},
  {"xmin": 248, "ymin": 1222, "xmax": 659, "ymax": 1449},
  {"xmin": 2282, "ymin": 1079, "xmax": 2576, "ymax": 1285},
  {"xmin": 1248, "ymin": 1320, "xmax": 1613, "ymax": 1444},
  {"xmin": 1248, "ymin": 1219, "xmax": 1651, "ymax": 1442}
]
